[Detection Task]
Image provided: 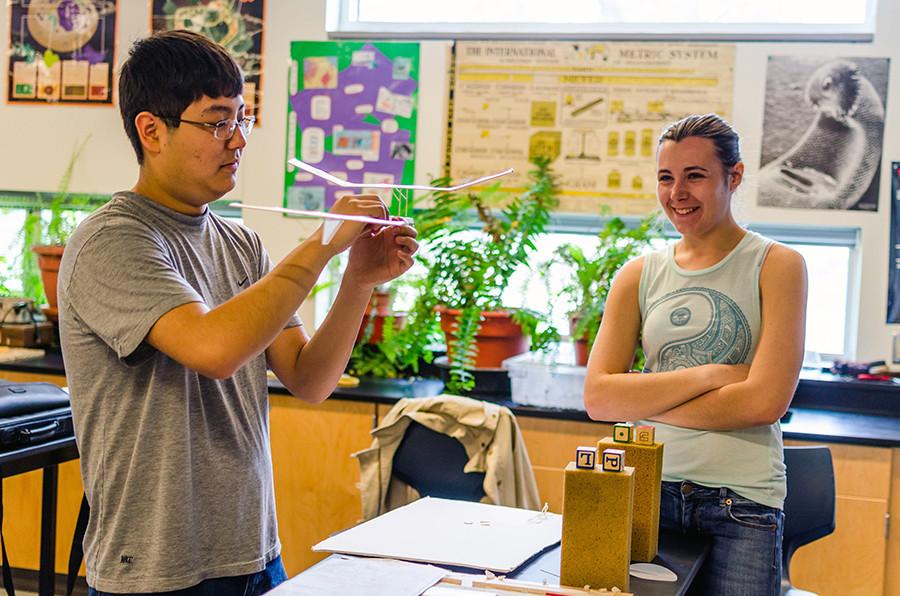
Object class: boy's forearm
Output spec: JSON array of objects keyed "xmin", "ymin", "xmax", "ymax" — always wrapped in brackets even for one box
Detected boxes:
[{"xmin": 283, "ymin": 276, "xmax": 374, "ymax": 401}]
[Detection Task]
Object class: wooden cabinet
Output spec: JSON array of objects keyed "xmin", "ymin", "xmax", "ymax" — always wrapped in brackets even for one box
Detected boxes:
[
  {"xmin": 269, "ymin": 395, "xmax": 376, "ymax": 576},
  {"xmin": 515, "ymin": 415, "xmax": 613, "ymax": 513},
  {"xmin": 885, "ymin": 448, "xmax": 900, "ymax": 595},
  {"xmin": 783, "ymin": 440, "xmax": 891, "ymax": 596},
  {"xmin": 0, "ymin": 371, "xmax": 378, "ymax": 579},
  {"xmin": 2, "ymin": 370, "xmax": 899, "ymax": 594},
  {"xmin": 514, "ymin": 422, "xmax": 897, "ymax": 596}
]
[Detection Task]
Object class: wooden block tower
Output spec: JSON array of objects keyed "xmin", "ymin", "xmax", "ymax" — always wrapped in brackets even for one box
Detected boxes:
[
  {"xmin": 560, "ymin": 447, "xmax": 634, "ymax": 591},
  {"xmin": 598, "ymin": 424, "xmax": 664, "ymax": 562}
]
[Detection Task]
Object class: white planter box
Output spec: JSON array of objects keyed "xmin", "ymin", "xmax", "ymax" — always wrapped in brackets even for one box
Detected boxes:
[{"xmin": 502, "ymin": 350, "xmax": 587, "ymax": 411}]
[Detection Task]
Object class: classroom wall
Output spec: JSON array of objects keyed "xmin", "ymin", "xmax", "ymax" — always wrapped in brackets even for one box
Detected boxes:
[{"xmin": 0, "ymin": 0, "xmax": 898, "ymax": 362}]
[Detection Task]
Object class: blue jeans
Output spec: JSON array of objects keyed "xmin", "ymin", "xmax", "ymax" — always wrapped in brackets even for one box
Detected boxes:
[
  {"xmin": 661, "ymin": 481, "xmax": 783, "ymax": 596},
  {"xmin": 87, "ymin": 555, "xmax": 287, "ymax": 596}
]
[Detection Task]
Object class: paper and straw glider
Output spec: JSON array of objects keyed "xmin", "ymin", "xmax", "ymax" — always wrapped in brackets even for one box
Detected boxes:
[{"xmin": 232, "ymin": 160, "xmax": 514, "ymax": 244}]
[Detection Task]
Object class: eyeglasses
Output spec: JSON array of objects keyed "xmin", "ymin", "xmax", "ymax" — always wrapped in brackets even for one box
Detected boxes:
[{"xmin": 175, "ymin": 115, "xmax": 256, "ymax": 140}]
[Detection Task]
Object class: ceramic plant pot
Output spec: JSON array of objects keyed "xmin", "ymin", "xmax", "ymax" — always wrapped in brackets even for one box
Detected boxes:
[
  {"xmin": 439, "ymin": 307, "xmax": 527, "ymax": 369},
  {"xmin": 32, "ymin": 244, "xmax": 65, "ymax": 321}
]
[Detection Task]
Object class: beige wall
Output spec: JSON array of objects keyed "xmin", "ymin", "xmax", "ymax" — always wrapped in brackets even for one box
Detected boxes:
[{"xmin": 1, "ymin": 0, "xmax": 898, "ymax": 358}]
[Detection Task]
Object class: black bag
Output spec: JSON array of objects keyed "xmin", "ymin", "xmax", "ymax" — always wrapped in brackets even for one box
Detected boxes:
[{"xmin": 0, "ymin": 381, "xmax": 73, "ymax": 451}]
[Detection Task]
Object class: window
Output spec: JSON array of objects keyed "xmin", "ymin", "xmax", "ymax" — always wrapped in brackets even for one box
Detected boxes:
[
  {"xmin": 497, "ymin": 222, "xmax": 854, "ymax": 363},
  {"xmin": 328, "ymin": 0, "xmax": 876, "ymax": 40},
  {"xmin": 318, "ymin": 218, "xmax": 857, "ymax": 362},
  {"xmin": 0, "ymin": 194, "xmax": 243, "ymax": 300},
  {"xmin": 0, "ymin": 209, "xmax": 26, "ymax": 295}
]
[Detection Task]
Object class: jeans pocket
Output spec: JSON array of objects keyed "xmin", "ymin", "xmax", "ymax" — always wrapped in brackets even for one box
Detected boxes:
[{"xmin": 725, "ymin": 500, "xmax": 779, "ymax": 530}]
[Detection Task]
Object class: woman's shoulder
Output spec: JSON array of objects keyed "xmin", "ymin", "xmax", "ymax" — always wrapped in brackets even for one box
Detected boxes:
[
  {"xmin": 760, "ymin": 241, "xmax": 807, "ymax": 281},
  {"xmin": 615, "ymin": 254, "xmax": 648, "ymax": 287}
]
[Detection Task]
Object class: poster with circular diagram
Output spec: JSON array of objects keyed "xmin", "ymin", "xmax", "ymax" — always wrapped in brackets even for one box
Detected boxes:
[
  {"xmin": 151, "ymin": 0, "xmax": 264, "ymax": 122},
  {"xmin": 758, "ymin": 55, "xmax": 890, "ymax": 211},
  {"xmin": 284, "ymin": 41, "xmax": 419, "ymax": 214},
  {"xmin": 7, "ymin": 0, "xmax": 117, "ymax": 104}
]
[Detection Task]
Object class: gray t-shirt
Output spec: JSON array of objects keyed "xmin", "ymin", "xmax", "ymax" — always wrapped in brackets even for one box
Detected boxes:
[{"xmin": 58, "ymin": 192, "xmax": 300, "ymax": 592}]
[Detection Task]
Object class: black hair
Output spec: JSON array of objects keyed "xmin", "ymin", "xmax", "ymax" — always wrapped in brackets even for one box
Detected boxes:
[
  {"xmin": 658, "ymin": 113, "xmax": 742, "ymax": 174},
  {"xmin": 118, "ymin": 30, "xmax": 244, "ymax": 164}
]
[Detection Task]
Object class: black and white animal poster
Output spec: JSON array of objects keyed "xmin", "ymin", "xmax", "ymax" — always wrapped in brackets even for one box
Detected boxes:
[{"xmin": 758, "ymin": 56, "xmax": 889, "ymax": 211}]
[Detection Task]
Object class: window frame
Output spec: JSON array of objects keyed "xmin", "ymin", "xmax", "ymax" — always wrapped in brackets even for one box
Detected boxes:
[{"xmin": 326, "ymin": 0, "xmax": 877, "ymax": 42}]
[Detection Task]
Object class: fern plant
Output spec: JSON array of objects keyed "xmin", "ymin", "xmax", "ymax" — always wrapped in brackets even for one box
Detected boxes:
[
  {"xmin": 8, "ymin": 136, "xmax": 94, "ymax": 304},
  {"xmin": 346, "ymin": 159, "xmax": 562, "ymax": 391},
  {"xmin": 346, "ymin": 274, "xmax": 442, "ymax": 379},
  {"xmin": 413, "ymin": 158, "xmax": 561, "ymax": 392},
  {"xmin": 553, "ymin": 212, "xmax": 662, "ymax": 347}
]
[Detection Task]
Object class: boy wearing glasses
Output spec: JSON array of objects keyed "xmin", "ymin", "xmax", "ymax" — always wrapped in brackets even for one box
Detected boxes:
[{"xmin": 57, "ymin": 30, "xmax": 418, "ymax": 595}]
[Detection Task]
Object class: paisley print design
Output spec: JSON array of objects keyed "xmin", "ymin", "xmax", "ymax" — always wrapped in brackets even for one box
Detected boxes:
[{"xmin": 646, "ymin": 287, "xmax": 751, "ymax": 370}]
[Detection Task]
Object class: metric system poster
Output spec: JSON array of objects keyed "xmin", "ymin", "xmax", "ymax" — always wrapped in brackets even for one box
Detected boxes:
[
  {"xmin": 450, "ymin": 41, "xmax": 735, "ymax": 215},
  {"xmin": 284, "ymin": 41, "xmax": 420, "ymax": 213},
  {"xmin": 7, "ymin": 0, "xmax": 117, "ymax": 104}
]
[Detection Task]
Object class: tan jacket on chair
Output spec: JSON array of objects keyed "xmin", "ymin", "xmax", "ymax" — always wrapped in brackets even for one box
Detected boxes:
[{"xmin": 354, "ymin": 394, "xmax": 541, "ymax": 520}]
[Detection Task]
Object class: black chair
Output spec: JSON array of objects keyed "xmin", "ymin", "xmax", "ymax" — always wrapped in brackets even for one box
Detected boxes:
[
  {"xmin": 391, "ymin": 421, "xmax": 486, "ymax": 502},
  {"xmin": 781, "ymin": 445, "xmax": 836, "ymax": 596}
]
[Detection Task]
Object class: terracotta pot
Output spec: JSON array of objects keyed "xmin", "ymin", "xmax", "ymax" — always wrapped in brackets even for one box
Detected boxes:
[
  {"xmin": 439, "ymin": 308, "xmax": 527, "ymax": 369},
  {"xmin": 357, "ymin": 312, "xmax": 407, "ymax": 344},
  {"xmin": 32, "ymin": 245, "xmax": 65, "ymax": 320},
  {"xmin": 570, "ymin": 313, "xmax": 599, "ymax": 366},
  {"xmin": 370, "ymin": 289, "xmax": 392, "ymax": 316},
  {"xmin": 356, "ymin": 290, "xmax": 406, "ymax": 344}
]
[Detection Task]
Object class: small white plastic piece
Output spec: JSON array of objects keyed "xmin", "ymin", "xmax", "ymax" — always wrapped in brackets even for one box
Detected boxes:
[{"xmin": 321, "ymin": 219, "xmax": 342, "ymax": 245}]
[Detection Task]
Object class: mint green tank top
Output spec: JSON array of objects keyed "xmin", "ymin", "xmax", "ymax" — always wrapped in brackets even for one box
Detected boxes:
[{"xmin": 638, "ymin": 230, "xmax": 786, "ymax": 509}]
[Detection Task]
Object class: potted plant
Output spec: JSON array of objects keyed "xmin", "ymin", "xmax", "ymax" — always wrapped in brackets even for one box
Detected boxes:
[
  {"xmin": 26, "ymin": 136, "xmax": 93, "ymax": 319},
  {"xmin": 410, "ymin": 158, "xmax": 561, "ymax": 393},
  {"xmin": 347, "ymin": 273, "xmax": 442, "ymax": 380},
  {"xmin": 550, "ymin": 212, "xmax": 662, "ymax": 365},
  {"xmin": 356, "ymin": 284, "xmax": 406, "ymax": 345}
]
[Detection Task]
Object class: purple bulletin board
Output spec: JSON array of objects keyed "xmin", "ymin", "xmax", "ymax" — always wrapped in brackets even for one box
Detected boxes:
[{"xmin": 284, "ymin": 41, "xmax": 420, "ymax": 213}]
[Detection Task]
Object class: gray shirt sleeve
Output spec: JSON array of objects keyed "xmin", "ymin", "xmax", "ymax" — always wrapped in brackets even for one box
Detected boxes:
[{"xmin": 63, "ymin": 223, "xmax": 203, "ymax": 360}]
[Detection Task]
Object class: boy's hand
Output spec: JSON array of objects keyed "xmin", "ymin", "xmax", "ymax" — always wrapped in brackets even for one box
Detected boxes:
[
  {"xmin": 313, "ymin": 194, "xmax": 389, "ymax": 255},
  {"xmin": 344, "ymin": 220, "xmax": 418, "ymax": 290}
]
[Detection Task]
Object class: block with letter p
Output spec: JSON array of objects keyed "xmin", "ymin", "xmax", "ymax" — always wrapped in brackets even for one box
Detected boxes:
[
  {"xmin": 575, "ymin": 446, "xmax": 597, "ymax": 469},
  {"xmin": 613, "ymin": 422, "xmax": 633, "ymax": 443},
  {"xmin": 602, "ymin": 448, "xmax": 625, "ymax": 472}
]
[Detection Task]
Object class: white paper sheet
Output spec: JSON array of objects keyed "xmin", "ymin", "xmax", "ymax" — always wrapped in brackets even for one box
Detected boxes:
[
  {"xmin": 268, "ymin": 555, "xmax": 446, "ymax": 596},
  {"xmin": 313, "ymin": 497, "xmax": 562, "ymax": 573}
]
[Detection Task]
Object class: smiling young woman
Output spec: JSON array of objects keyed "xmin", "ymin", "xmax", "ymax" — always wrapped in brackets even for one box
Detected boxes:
[{"xmin": 584, "ymin": 114, "xmax": 808, "ymax": 595}]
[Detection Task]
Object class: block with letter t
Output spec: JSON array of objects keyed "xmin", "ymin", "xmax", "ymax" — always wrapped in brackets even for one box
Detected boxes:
[{"xmin": 575, "ymin": 446, "xmax": 598, "ymax": 469}]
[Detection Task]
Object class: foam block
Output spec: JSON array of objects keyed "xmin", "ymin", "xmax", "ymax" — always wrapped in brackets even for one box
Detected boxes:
[
  {"xmin": 598, "ymin": 435, "xmax": 664, "ymax": 562},
  {"xmin": 575, "ymin": 446, "xmax": 597, "ymax": 469},
  {"xmin": 560, "ymin": 462, "xmax": 634, "ymax": 591}
]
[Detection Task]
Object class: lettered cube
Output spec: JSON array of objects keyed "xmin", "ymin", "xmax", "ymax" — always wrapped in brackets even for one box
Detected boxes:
[
  {"xmin": 602, "ymin": 448, "xmax": 625, "ymax": 472},
  {"xmin": 634, "ymin": 425, "xmax": 655, "ymax": 445},
  {"xmin": 575, "ymin": 446, "xmax": 598, "ymax": 469},
  {"xmin": 613, "ymin": 422, "xmax": 633, "ymax": 443}
]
